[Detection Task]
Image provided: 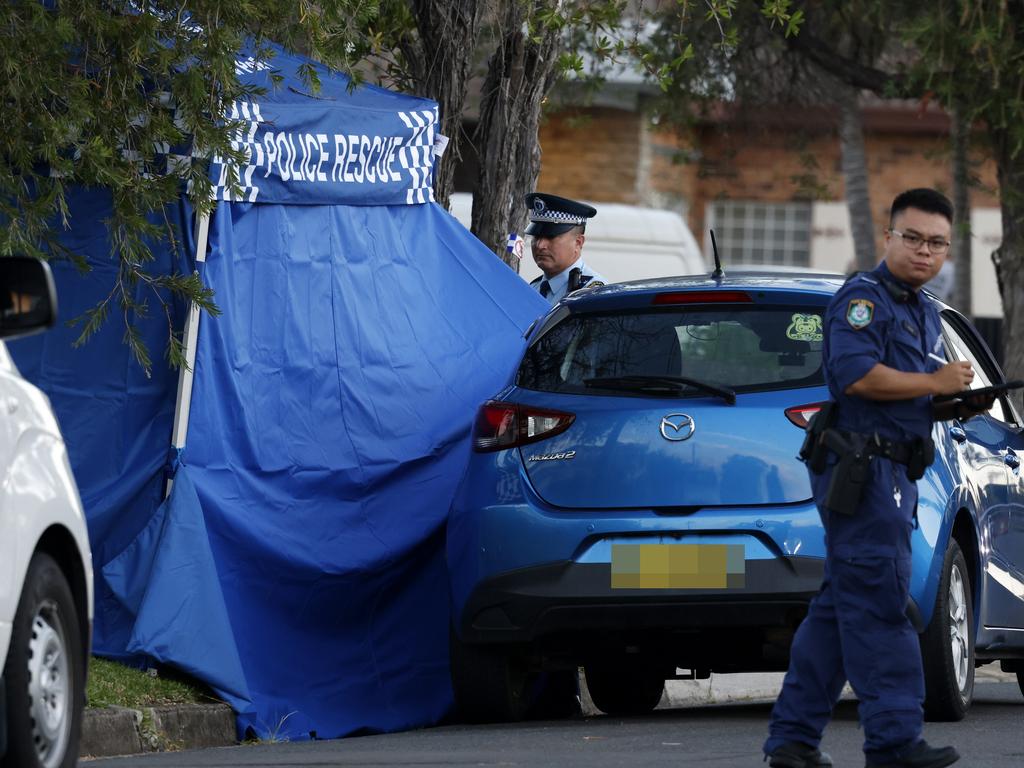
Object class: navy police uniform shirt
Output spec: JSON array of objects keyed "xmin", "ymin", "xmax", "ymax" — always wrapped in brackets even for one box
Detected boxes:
[
  {"xmin": 530, "ymin": 257, "xmax": 606, "ymax": 304},
  {"xmin": 824, "ymin": 261, "xmax": 944, "ymax": 443}
]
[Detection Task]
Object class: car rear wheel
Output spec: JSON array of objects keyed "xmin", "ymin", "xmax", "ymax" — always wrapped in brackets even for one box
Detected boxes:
[
  {"xmin": 449, "ymin": 627, "xmax": 531, "ymax": 723},
  {"xmin": 584, "ymin": 659, "xmax": 665, "ymax": 716},
  {"xmin": 526, "ymin": 669, "xmax": 581, "ymax": 720},
  {"xmin": 920, "ymin": 538, "xmax": 974, "ymax": 722},
  {"xmin": 1, "ymin": 552, "xmax": 85, "ymax": 768},
  {"xmin": 448, "ymin": 628, "xmax": 578, "ymax": 723}
]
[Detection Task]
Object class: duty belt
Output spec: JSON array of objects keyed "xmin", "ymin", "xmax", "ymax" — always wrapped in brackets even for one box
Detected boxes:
[
  {"xmin": 860, "ymin": 433, "xmax": 913, "ymax": 465},
  {"xmin": 819, "ymin": 431, "xmax": 919, "ymax": 516},
  {"xmin": 824, "ymin": 430, "xmax": 914, "ymax": 465}
]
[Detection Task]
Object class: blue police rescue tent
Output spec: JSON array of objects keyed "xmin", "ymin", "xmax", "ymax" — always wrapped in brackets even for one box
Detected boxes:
[{"xmin": 10, "ymin": 45, "xmax": 546, "ymax": 740}]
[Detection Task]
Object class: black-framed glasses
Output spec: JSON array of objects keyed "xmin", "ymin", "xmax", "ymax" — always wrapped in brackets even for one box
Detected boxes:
[{"xmin": 889, "ymin": 228, "xmax": 951, "ymax": 254}]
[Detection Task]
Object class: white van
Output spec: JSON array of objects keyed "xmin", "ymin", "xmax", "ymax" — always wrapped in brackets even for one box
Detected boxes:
[{"xmin": 447, "ymin": 193, "xmax": 706, "ymax": 284}]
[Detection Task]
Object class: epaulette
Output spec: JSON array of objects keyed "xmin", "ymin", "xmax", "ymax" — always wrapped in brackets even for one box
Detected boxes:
[
  {"xmin": 844, "ymin": 271, "xmax": 879, "ymax": 286},
  {"xmin": 843, "ymin": 270, "xmax": 909, "ymax": 303}
]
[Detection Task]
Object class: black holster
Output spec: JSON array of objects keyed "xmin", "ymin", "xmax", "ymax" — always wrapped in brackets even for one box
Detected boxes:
[
  {"xmin": 798, "ymin": 401, "xmax": 868, "ymax": 517},
  {"xmin": 906, "ymin": 436, "xmax": 935, "ymax": 481},
  {"xmin": 799, "ymin": 401, "xmax": 838, "ymax": 475},
  {"xmin": 822, "ymin": 431, "xmax": 872, "ymax": 517}
]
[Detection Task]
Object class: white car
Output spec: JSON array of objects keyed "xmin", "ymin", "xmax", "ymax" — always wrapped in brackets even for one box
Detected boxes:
[{"xmin": 0, "ymin": 257, "xmax": 92, "ymax": 768}]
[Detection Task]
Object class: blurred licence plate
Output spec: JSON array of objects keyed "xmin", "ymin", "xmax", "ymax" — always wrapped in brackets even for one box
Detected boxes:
[{"xmin": 611, "ymin": 543, "xmax": 745, "ymax": 589}]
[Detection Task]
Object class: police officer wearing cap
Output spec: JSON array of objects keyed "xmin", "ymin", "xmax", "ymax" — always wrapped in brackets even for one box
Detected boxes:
[
  {"xmin": 524, "ymin": 192, "xmax": 606, "ymax": 304},
  {"xmin": 763, "ymin": 188, "xmax": 992, "ymax": 768}
]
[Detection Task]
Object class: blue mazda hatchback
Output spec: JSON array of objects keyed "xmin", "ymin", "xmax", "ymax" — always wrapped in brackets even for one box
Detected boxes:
[{"xmin": 447, "ymin": 271, "xmax": 1024, "ymax": 723}]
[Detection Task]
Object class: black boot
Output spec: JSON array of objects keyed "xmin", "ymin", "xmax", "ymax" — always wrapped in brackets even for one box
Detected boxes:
[
  {"xmin": 865, "ymin": 740, "xmax": 959, "ymax": 768},
  {"xmin": 765, "ymin": 741, "xmax": 833, "ymax": 768}
]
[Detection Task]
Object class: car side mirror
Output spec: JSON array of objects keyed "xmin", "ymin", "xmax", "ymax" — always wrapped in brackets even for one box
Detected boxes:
[{"xmin": 0, "ymin": 256, "xmax": 57, "ymax": 340}]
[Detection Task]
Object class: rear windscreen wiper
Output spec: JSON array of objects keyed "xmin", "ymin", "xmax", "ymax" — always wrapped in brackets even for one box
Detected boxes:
[{"xmin": 583, "ymin": 375, "xmax": 736, "ymax": 405}]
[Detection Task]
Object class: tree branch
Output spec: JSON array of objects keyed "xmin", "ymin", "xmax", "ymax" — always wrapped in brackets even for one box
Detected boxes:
[{"xmin": 783, "ymin": 26, "xmax": 904, "ymax": 95}]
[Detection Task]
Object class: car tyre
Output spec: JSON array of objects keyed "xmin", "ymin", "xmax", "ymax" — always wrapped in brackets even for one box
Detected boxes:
[
  {"xmin": 584, "ymin": 660, "xmax": 665, "ymax": 716},
  {"xmin": 526, "ymin": 669, "xmax": 581, "ymax": 720},
  {"xmin": 449, "ymin": 626, "xmax": 534, "ymax": 723},
  {"xmin": 1, "ymin": 552, "xmax": 85, "ymax": 768},
  {"xmin": 920, "ymin": 538, "xmax": 974, "ymax": 722}
]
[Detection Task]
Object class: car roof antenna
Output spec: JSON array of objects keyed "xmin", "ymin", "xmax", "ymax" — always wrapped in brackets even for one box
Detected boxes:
[{"xmin": 710, "ymin": 229, "xmax": 725, "ymax": 280}]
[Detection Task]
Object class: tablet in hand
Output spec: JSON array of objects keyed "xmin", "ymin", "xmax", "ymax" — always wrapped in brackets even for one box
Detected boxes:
[{"xmin": 933, "ymin": 379, "xmax": 1024, "ymax": 403}]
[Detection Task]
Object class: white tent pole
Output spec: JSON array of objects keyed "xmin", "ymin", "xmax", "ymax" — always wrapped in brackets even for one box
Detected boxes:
[{"xmin": 166, "ymin": 209, "xmax": 211, "ymax": 497}]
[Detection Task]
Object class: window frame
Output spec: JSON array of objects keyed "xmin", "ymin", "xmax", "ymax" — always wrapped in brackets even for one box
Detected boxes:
[
  {"xmin": 940, "ymin": 308, "xmax": 1021, "ymax": 427},
  {"xmin": 516, "ymin": 304, "xmax": 827, "ymax": 398},
  {"xmin": 704, "ymin": 200, "xmax": 812, "ymax": 268}
]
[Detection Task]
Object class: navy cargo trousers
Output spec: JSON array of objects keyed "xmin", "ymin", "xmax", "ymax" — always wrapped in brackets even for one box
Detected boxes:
[{"xmin": 764, "ymin": 455, "xmax": 924, "ymax": 762}]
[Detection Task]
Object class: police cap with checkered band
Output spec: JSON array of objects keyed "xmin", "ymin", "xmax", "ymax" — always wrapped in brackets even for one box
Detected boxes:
[{"xmin": 524, "ymin": 192, "xmax": 597, "ymax": 237}]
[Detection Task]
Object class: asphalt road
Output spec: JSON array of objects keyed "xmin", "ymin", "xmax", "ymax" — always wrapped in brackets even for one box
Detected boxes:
[{"xmin": 84, "ymin": 682, "xmax": 1023, "ymax": 768}]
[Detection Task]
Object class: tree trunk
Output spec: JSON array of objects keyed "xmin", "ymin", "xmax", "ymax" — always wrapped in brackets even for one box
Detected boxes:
[
  {"xmin": 471, "ymin": 1, "xmax": 563, "ymax": 264},
  {"xmin": 951, "ymin": 107, "xmax": 972, "ymax": 314},
  {"xmin": 407, "ymin": 0, "xmax": 484, "ymax": 210},
  {"xmin": 990, "ymin": 125, "xmax": 1024, "ymax": 385},
  {"xmin": 837, "ymin": 87, "xmax": 876, "ymax": 273}
]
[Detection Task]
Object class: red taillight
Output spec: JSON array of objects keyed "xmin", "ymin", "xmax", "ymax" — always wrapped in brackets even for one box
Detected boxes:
[
  {"xmin": 785, "ymin": 401, "xmax": 829, "ymax": 429},
  {"xmin": 652, "ymin": 290, "xmax": 753, "ymax": 305},
  {"xmin": 472, "ymin": 401, "xmax": 575, "ymax": 452}
]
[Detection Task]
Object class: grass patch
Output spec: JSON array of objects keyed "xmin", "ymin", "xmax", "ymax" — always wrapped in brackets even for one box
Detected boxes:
[{"xmin": 86, "ymin": 657, "xmax": 221, "ymax": 709}]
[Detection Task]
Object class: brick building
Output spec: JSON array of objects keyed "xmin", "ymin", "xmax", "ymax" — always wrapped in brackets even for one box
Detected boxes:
[{"xmin": 532, "ymin": 97, "xmax": 1004, "ymax": 322}]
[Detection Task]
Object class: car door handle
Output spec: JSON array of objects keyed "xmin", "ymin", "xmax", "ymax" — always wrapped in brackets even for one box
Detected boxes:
[
  {"xmin": 949, "ymin": 426, "xmax": 967, "ymax": 443},
  {"xmin": 1004, "ymin": 450, "xmax": 1021, "ymax": 469}
]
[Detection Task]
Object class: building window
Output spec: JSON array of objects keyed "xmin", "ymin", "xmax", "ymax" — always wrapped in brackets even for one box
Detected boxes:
[{"xmin": 705, "ymin": 201, "xmax": 811, "ymax": 267}]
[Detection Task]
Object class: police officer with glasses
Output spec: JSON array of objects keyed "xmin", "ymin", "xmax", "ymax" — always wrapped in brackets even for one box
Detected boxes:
[
  {"xmin": 763, "ymin": 188, "xmax": 994, "ymax": 768},
  {"xmin": 524, "ymin": 192, "xmax": 606, "ymax": 304}
]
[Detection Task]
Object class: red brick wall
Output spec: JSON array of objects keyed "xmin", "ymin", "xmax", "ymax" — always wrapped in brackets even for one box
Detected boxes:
[
  {"xmin": 536, "ymin": 103, "xmax": 999, "ymax": 248},
  {"xmin": 537, "ymin": 108, "xmax": 645, "ymax": 204}
]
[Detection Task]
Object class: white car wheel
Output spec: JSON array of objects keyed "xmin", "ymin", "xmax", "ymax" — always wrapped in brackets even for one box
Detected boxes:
[
  {"xmin": 921, "ymin": 538, "xmax": 975, "ymax": 722},
  {"xmin": 2, "ymin": 552, "xmax": 84, "ymax": 768},
  {"xmin": 27, "ymin": 601, "xmax": 73, "ymax": 766},
  {"xmin": 946, "ymin": 563, "xmax": 970, "ymax": 693}
]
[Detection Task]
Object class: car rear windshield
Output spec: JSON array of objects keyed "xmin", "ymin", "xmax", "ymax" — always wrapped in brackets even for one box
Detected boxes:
[{"xmin": 518, "ymin": 306, "xmax": 826, "ymax": 396}]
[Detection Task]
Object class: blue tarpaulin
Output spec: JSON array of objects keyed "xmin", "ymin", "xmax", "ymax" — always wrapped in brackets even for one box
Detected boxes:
[
  {"xmin": 11, "ymin": 44, "xmax": 547, "ymax": 740},
  {"xmin": 211, "ymin": 46, "xmax": 440, "ymax": 207},
  {"xmin": 8, "ymin": 188, "xmax": 194, "ymax": 664}
]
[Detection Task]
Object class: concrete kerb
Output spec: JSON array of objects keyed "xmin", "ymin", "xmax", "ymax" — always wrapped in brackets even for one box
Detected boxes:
[{"xmin": 80, "ymin": 703, "xmax": 236, "ymax": 760}]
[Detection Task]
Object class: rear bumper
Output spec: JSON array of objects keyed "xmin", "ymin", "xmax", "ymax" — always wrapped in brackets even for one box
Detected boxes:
[{"xmin": 457, "ymin": 555, "xmax": 824, "ymax": 645}]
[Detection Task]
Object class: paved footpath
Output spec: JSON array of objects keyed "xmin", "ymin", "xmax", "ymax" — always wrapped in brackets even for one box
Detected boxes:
[{"xmin": 79, "ymin": 666, "xmax": 1021, "ymax": 759}]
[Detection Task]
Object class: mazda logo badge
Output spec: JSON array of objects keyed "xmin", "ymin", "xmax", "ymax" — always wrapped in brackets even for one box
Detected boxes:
[{"xmin": 660, "ymin": 413, "xmax": 695, "ymax": 442}]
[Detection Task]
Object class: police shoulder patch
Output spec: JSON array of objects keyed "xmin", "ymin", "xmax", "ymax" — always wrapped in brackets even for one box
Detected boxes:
[{"xmin": 846, "ymin": 298, "xmax": 874, "ymax": 329}]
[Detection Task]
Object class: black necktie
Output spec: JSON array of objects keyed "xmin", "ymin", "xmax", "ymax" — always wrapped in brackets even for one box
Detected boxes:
[{"xmin": 539, "ymin": 280, "xmax": 551, "ymax": 298}]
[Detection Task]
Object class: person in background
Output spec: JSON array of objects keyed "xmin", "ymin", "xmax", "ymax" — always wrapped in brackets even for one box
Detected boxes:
[
  {"xmin": 524, "ymin": 192, "xmax": 606, "ymax": 304},
  {"xmin": 924, "ymin": 254, "xmax": 956, "ymax": 303}
]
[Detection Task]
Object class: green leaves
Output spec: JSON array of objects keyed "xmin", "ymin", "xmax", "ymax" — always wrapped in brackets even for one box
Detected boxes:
[
  {"xmin": 0, "ymin": 0, "xmax": 846, "ymax": 379},
  {"xmin": 1, "ymin": 1, "xmax": 372, "ymax": 375},
  {"xmin": 760, "ymin": 0, "xmax": 804, "ymax": 37}
]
